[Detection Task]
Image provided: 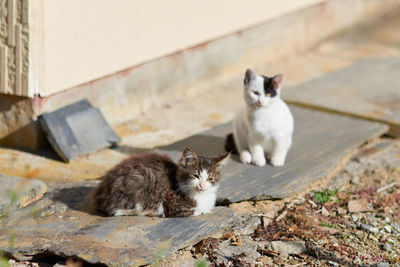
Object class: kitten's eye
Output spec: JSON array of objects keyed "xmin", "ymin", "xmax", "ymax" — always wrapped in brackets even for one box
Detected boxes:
[
  {"xmin": 253, "ymin": 91, "xmax": 260, "ymax": 96},
  {"xmin": 193, "ymin": 174, "xmax": 200, "ymax": 179},
  {"xmin": 207, "ymin": 178, "xmax": 214, "ymax": 182}
]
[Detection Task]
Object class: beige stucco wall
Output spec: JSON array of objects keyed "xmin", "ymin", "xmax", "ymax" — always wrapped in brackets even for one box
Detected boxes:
[{"xmin": 38, "ymin": 0, "xmax": 324, "ymax": 97}]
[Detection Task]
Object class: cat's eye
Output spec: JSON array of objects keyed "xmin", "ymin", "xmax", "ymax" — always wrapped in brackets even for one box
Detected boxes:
[
  {"xmin": 207, "ymin": 178, "xmax": 214, "ymax": 182},
  {"xmin": 253, "ymin": 91, "xmax": 260, "ymax": 96}
]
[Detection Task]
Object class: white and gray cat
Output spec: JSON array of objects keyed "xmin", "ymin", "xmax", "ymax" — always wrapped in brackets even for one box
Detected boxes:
[{"xmin": 226, "ymin": 69, "xmax": 293, "ymax": 167}]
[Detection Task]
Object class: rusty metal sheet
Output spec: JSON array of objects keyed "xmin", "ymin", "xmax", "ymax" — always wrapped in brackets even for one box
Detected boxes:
[
  {"xmin": 158, "ymin": 105, "xmax": 388, "ymax": 202},
  {"xmin": 0, "ymin": 182, "xmax": 233, "ymax": 266}
]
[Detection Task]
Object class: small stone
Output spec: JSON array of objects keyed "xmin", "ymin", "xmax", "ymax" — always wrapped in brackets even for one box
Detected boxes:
[
  {"xmin": 391, "ymin": 223, "xmax": 400, "ymax": 232},
  {"xmin": 360, "ymin": 223, "xmax": 379, "ymax": 234},
  {"xmin": 350, "ymin": 176, "xmax": 360, "ymax": 184},
  {"xmin": 257, "ymin": 241, "xmax": 270, "ymax": 250},
  {"xmin": 293, "ymin": 197, "xmax": 305, "ymax": 205},
  {"xmin": 262, "ymin": 210, "xmax": 275, "ymax": 227},
  {"xmin": 385, "ymin": 217, "xmax": 390, "ymax": 223},
  {"xmin": 381, "ymin": 243, "xmax": 391, "ymax": 252},
  {"xmin": 328, "ymin": 261, "xmax": 339, "ymax": 267},
  {"xmin": 351, "ymin": 215, "xmax": 359, "ymax": 222},
  {"xmin": 270, "ymin": 241, "xmax": 306, "ymax": 256},
  {"xmin": 353, "ymin": 257, "xmax": 362, "ymax": 265},
  {"xmin": 317, "ymin": 226, "xmax": 340, "ymax": 235},
  {"xmin": 308, "ymin": 199, "xmax": 318, "ymax": 208},
  {"xmin": 230, "ymin": 213, "xmax": 261, "ymax": 236},
  {"xmin": 348, "ymin": 199, "xmax": 372, "ymax": 213},
  {"xmin": 369, "ymin": 234, "xmax": 379, "ymax": 242},
  {"xmin": 348, "ymin": 223, "xmax": 357, "ymax": 229},
  {"xmin": 383, "ymin": 225, "xmax": 391, "ymax": 233},
  {"xmin": 256, "ymin": 256, "xmax": 274, "ymax": 266},
  {"xmin": 218, "ymin": 236, "xmax": 260, "ymax": 263},
  {"xmin": 321, "ymin": 206, "xmax": 330, "ymax": 216},
  {"xmin": 337, "ymin": 207, "xmax": 347, "ymax": 215},
  {"xmin": 369, "ymin": 219, "xmax": 378, "ymax": 227},
  {"xmin": 376, "ymin": 262, "xmax": 390, "ymax": 267}
]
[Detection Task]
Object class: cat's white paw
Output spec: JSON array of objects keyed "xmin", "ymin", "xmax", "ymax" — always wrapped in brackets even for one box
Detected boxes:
[
  {"xmin": 193, "ymin": 211, "xmax": 202, "ymax": 216},
  {"xmin": 240, "ymin": 151, "xmax": 252, "ymax": 164},
  {"xmin": 252, "ymin": 155, "xmax": 266, "ymax": 166},
  {"xmin": 270, "ymin": 155, "xmax": 285, "ymax": 167}
]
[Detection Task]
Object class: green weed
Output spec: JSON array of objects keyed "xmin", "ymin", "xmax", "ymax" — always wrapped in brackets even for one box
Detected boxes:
[
  {"xmin": 0, "ymin": 252, "xmax": 8, "ymax": 267},
  {"xmin": 313, "ymin": 188, "xmax": 338, "ymax": 204},
  {"xmin": 196, "ymin": 258, "xmax": 208, "ymax": 267},
  {"xmin": 319, "ymin": 222, "xmax": 338, "ymax": 229}
]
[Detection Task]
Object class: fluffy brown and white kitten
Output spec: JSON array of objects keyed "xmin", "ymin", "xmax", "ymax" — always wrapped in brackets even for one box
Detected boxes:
[{"xmin": 93, "ymin": 146, "xmax": 230, "ymax": 217}]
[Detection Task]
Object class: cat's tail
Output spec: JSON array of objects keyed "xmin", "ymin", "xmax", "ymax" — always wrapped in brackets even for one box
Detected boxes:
[
  {"xmin": 83, "ymin": 185, "xmax": 101, "ymax": 214},
  {"xmin": 224, "ymin": 133, "xmax": 238, "ymax": 154}
]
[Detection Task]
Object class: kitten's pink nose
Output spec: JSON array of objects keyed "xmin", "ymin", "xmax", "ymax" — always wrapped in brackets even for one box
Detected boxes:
[
  {"xmin": 257, "ymin": 100, "xmax": 262, "ymax": 106},
  {"xmin": 199, "ymin": 181, "xmax": 206, "ymax": 189}
]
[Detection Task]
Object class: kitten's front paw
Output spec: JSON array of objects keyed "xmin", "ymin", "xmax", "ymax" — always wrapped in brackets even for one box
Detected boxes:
[
  {"xmin": 193, "ymin": 211, "xmax": 201, "ymax": 216},
  {"xmin": 240, "ymin": 151, "xmax": 252, "ymax": 164},
  {"xmin": 270, "ymin": 155, "xmax": 285, "ymax": 167},
  {"xmin": 252, "ymin": 156, "xmax": 266, "ymax": 167}
]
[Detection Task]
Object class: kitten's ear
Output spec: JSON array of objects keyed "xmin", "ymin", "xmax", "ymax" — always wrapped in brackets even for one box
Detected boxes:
[
  {"xmin": 244, "ymin": 69, "xmax": 256, "ymax": 85},
  {"xmin": 213, "ymin": 152, "xmax": 231, "ymax": 168},
  {"xmin": 179, "ymin": 146, "xmax": 199, "ymax": 167},
  {"xmin": 272, "ymin": 74, "xmax": 283, "ymax": 90}
]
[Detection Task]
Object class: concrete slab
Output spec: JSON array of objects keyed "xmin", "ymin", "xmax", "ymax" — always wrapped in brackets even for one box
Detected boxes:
[
  {"xmin": 158, "ymin": 105, "xmax": 388, "ymax": 202},
  {"xmin": 0, "ymin": 181, "xmax": 233, "ymax": 266},
  {"xmin": 40, "ymin": 100, "xmax": 121, "ymax": 162},
  {"xmin": 284, "ymin": 58, "xmax": 400, "ymax": 136},
  {"xmin": 0, "ymin": 174, "xmax": 47, "ymax": 215}
]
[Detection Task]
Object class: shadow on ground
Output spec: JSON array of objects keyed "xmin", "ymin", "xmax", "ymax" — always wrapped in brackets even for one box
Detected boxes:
[{"xmin": 47, "ymin": 182, "xmax": 105, "ymax": 216}]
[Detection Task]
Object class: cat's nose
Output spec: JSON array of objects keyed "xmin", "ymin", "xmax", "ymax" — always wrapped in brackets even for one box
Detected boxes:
[
  {"xmin": 199, "ymin": 181, "xmax": 206, "ymax": 189},
  {"xmin": 257, "ymin": 100, "xmax": 262, "ymax": 106}
]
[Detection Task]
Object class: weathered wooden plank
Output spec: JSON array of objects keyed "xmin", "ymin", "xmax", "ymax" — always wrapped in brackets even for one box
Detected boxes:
[
  {"xmin": 0, "ymin": 181, "xmax": 233, "ymax": 266},
  {"xmin": 159, "ymin": 105, "xmax": 388, "ymax": 202},
  {"xmin": 284, "ymin": 57, "xmax": 400, "ymax": 136}
]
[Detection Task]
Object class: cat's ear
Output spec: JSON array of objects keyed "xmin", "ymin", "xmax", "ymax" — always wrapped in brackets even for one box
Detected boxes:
[
  {"xmin": 244, "ymin": 69, "xmax": 256, "ymax": 85},
  {"xmin": 272, "ymin": 74, "xmax": 283, "ymax": 90},
  {"xmin": 179, "ymin": 146, "xmax": 199, "ymax": 167},
  {"xmin": 213, "ymin": 152, "xmax": 231, "ymax": 169}
]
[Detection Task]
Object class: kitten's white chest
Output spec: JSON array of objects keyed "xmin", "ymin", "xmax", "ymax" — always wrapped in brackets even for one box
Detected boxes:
[
  {"xmin": 193, "ymin": 186, "xmax": 218, "ymax": 216},
  {"xmin": 248, "ymin": 99, "xmax": 293, "ymax": 135}
]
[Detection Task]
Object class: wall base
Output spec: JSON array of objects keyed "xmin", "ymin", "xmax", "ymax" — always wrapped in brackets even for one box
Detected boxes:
[{"xmin": 1, "ymin": 0, "xmax": 398, "ymax": 151}]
